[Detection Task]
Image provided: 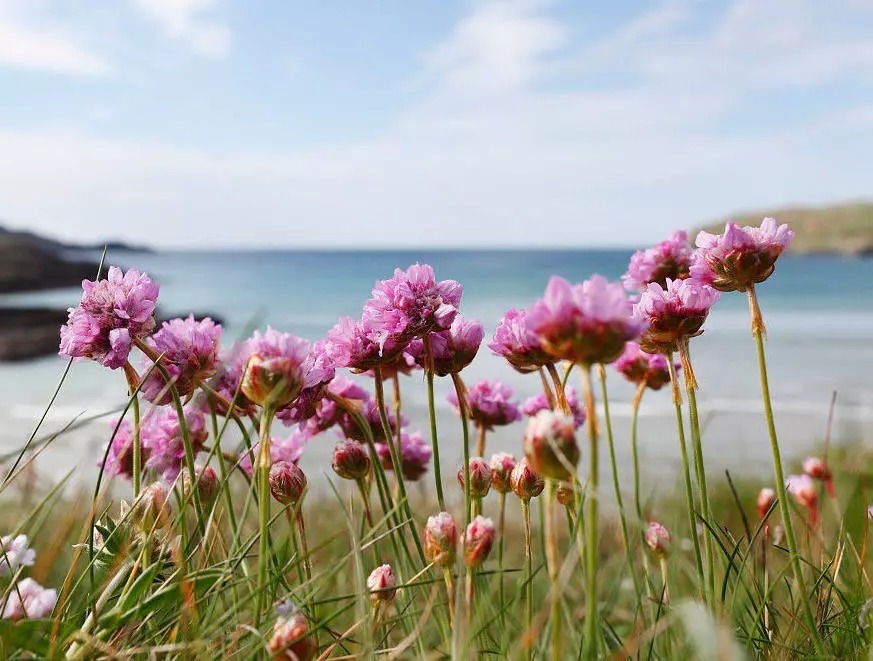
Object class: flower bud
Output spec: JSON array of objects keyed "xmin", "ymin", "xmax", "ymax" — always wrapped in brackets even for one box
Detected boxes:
[
  {"xmin": 785, "ymin": 474, "xmax": 816, "ymax": 510},
  {"xmin": 756, "ymin": 488, "xmax": 776, "ymax": 520},
  {"xmin": 523, "ymin": 410, "xmax": 579, "ymax": 481},
  {"xmin": 457, "ymin": 457, "xmax": 492, "ymax": 498},
  {"xmin": 183, "ymin": 464, "xmax": 219, "ymax": 506},
  {"xmin": 241, "ymin": 353, "xmax": 304, "ymax": 410},
  {"xmin": 645, "ymin": 522, "xmax": 671, "ymax": 559},
  {"xmin": 269, "ymin": 461, "xmax": 307, "ymax": 507},
  {"xmin": 423, "ymin": 511, "xmax": 457, "ymax": 567},
  {"xmin": 331, "ymin": 441, "xmax": 371, "ymax": 481},
  {"xmin": 510, "ymin": 458, "xmax": 545, "ymax": 501},
  {"xmin": 269, "ymin": 612, "xmax": 316, "ymax": 661},
  {"xmin": 464, "ymin": 516, "xmax": 496, "ymax": 568},
  {"xmin": 556, "ymin": 481, "xmax": 575, "ymax": 507},
  {"xmin": 133, "ymin": 482, "xmax": 170, "ymax": 530},
  {"xmin": 367, "ymin": 564, "xmax": 397, "ymax": 605},
  {"xmin": 803, "ymin": 456, "xmax": 835, "ymax": 497},
  {"xmin": 489, "ymin": 453, "xmax": 516, "ymax": 494}
]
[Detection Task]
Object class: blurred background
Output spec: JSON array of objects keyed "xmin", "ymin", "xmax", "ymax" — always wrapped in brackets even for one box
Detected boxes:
[{"xmin": 1, "ymin": 0, "xmax": 871, "ymax": 491}]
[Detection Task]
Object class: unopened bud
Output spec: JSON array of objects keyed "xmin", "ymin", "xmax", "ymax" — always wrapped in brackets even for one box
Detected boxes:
[
  {"xmin": 269, "ymin": 612, "xmax": 316, "ymax": 661},
  {"xmin": 489, "ymin": 453, "xmax": 516, "ymax": 493},
  {"xmin": 523, "ymin": 410, "xmax": 579, "ymax": 481},
  {"xmin": 423, "ymin": 511, "xmax": 457, "ymax": 567},
  {"xmin": 183, "ymin": 464, "xmax": 219, "ymax": 506},
  {"xmin": 556, "ymin": 481, "xmax": 575, "ymax": 507},
  {"xmin": 802, "ymin": 457, "xmax": 831, "ymax": 481},
  {"xmin": 756, "ymin": 488, "xmax": 776, "ymax": 520},
  {"xmin": 269, "ymin": 461, "xmax": 307, "ymax": 507},
  {"xmin": 645, "ymin": 522, "xmax": 671, "ymax": 559},
  {"xmin": 241, "ymin": 353, "xmax": 304, "ymax": 410},
  {"xmin": 331, "ymin": 440, "xmax": 371, "ymax": 481},
  {"xmin": 509, "ymin": 458, "xmax": 545, "ymax": 501},
  {"xmin": 464, "ymin": 515, "xmax": 495, "ymax": 568},
  {"xmin": 367, "ymin": 564, "xmax": 397, "ymax": 605},
  {"xmin": 457, "ymin": 457, "xmax": 492, "ymax": 498},
  {"xmin": 133, "ymin": 482, "xmax": 170, "ymax": 530}
]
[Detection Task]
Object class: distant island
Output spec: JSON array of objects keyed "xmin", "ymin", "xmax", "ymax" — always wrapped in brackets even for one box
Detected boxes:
[{"xmin": 695, "ymin": 201, "xmax": 873, "ymax": 257}]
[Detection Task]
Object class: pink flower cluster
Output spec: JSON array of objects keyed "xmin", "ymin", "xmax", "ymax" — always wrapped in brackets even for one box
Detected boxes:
[
  {"xmin": 623, "ymin": 230, "xmax": 693, "ymax": 291},
  {"xmin": 521, "ymin": 386, "xmax": 586, "ymax": 429},
  {"xmin": 446, "ymin": 380, "xmax": 521, "ymax": 430}
]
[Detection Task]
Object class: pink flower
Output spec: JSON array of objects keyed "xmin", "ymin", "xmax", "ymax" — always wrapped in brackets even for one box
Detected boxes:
[
  {"xmin": 99, "ymin": 418, "xmax": 149, "ymax": 480},
  {"xmin": 634, "ymin": 278, "xmax": 720, "ymax": 354},
  {"xmin": 331, "ymin": 440, "xmax": 371, "ymax": 481},
  {"xmin": 0, "ymin": 535, "xmax": 36, "ymax": 576},
  {"xmin": 644, "ymin": 522, "xmax": 671, "ymax": 559},
  {"xmin": 623, "ymin": 230, "xmax": 693, "ymax": 292},
  {"xmin": 376, "ymin": 430, "xmax": 432, "ymax": 481},
  {"xmin": 269, "ymin": 461, "xmax": 307, "ymax": 506},
  {"xmin": 489, "ymin": 453, "xmax": 517, "ymax": 494},
  {"xmin": 241, "ymin": 328, "xmax": 325, "ymax": 410},
  {"xmin": 527, "ymin": 275, "xmax": 644, "ymax": 365},
  {"xmin": 457, "ymin": 457, "xmax": 492, "ymax": 498},
  {"xmin": 523, "ymin": 410, "xmax": 579, "ymax": 481},
  {"xmin": 363, "ymin": 263, "xmax": 462, "ymax": 346},
  {"xmin": 510, "ymin": 458, "xmax": 545, "ymax": 500},
  {"xmin": 464, "ymin": 516, "xmax": 496, "ymax": 568},
  {"xmin": 757, "ymin": 488, "xmax": 776, "ymax": 521},
  {"xmin": 423, "ymin": 511, "xmax": 458, "ymax": 567},
  {"xmin": 489, "ymin": 308, "xmax": 552, "ymax": 373},
  {"xmin": 141, "ymin": 407, "xmax": 208, "ymax": 482},
  {"xmin": 693, "ymin": 217, "xmax": 794, "ymax": 292},
  {"xmin": 325, "ymin": 316, "xmax": 406, "ymax": 373},
  {"xmin": 59, "ymin": 267, "xmax": 159, "ymax": 369},
  {"xmin": 269, "ymin": 611, "xmax": 316, "ymax": 661},
  {"xmin": 198, "ymin": 342, "xmax": 256, "ymax": 417},
  {"xmin": 521, "ymin": 386, "xmax": 586, "ymax": 429},
  {"xmin": 1, "ymin": 578, "xmax": 57, "ymax": 620},
  {"xmin": 239, "ymin": 430, "xmax": 308, "ymax": 476},
  {"xmin": 802, "ymin": 457, "xmax": 835, "ymax": 498},
  {"xmin": 409, "ymin": 315, "xmax": 483, "ymax": 376},
  {"xmin": 290, "ymin": 376, "xmax": 369, "ymax": 437},
  {"xmin": 446, "ymin": 380, "xmax": 521, "ymax": 430},
  {"xmin": 367, "ymin": 564, "xmax": 397, "ymax": 605},
  {"xmin": 340, "ymin": 398, "xmax": 406, "ymax": 445},
  {"xmin": 614, "ymin": 341, "xmax": 673, "ymax": 391},
  {"xmin": 786, "ymin": 474, "xmax": 818, "ymax": 525},
  {"xmin": 140, "ymin": 315, "xmax": 222, "ymax": 404}
]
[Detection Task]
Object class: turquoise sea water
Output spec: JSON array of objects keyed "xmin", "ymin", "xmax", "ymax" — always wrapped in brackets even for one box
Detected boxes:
[{"xmin": 2, "ymin": 249, "xmax": 872, "ymax": 494}]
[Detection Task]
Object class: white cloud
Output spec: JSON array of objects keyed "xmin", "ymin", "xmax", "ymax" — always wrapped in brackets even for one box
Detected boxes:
[{"xmin": 132, "ymin": 0, "xmax": 232, "ymax": 58}]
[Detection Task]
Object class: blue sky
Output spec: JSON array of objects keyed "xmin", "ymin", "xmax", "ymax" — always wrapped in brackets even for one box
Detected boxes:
[{"xmin": 1, "ymin": 0, "xmax": 872, "ymax": 248}]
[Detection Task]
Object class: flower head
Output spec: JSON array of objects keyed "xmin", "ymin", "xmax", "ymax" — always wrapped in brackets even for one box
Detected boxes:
[
  {"xmin": 510, "ymin": 458, "xmax": 545, "ymax": 501},
  {"xmin": 332, "ymin": 440, "xmax": 371, "ymax": 481},
  {"xmin": 367, "ymin": 564, "xmax": 397, "ymax": 605},
  {"xmin": 623, "ymin": 231, "xmax": 693, "ymax": 291},
  {"xmin": 140, "ymin": 315, "xmax": 222, "ymax": 404},
  {"xmin": 409, "ymin": 315, "xmax": 483, "ymax": 376},
  {"xmin": 270, "ymin": 461, "xmax": 308, "ymax": 507},
  {"xmin": 523, "ymin": 410, "xmax": 579, "ymax": 481},
  {"xmin": 634, "ymin": 278, "xmax": 720, "ymax": 354},
  {"xmin": 141, "ymin": 407, "xmax": 208, "ymax": 482},
  {"xmin": 0, "ymin": 535, "xmax": 36, "ymax": 576},
  {"xmin": 2, "ymin": 578, "xmax": 57, "ymax": 620},
  {"xmin": 363, "ymin": 263, "xmax": 462, "ymax": 346},
  {"xmin": 802, "ymin": 457, "xmax": 834, "ymax": 497},
  {"xmin": 423, "ymin": 511, "xmax": 458, "ymax": 567},
  {"xmin": 59, "ymin": 267, "xmax": 159, "ymax": 369},
  {"xmin": 464, "ymin": 516, "xmax": 496, "ymax": 567},
  {"xmin": 239, "ymin": 431, "xmax": 308, "ymax": 476},
  {"xmin": 693, "ymin": 217, "xmax": 794, "ymax": 292},
  {"xmin": 200, "ymin": 343, "xmax": 256, "ymax": 417},
  {"xmin": 786, "ymin": 474, "xmax": 818, "ymax": 525},
  {"xmin": 614, "ymin": 341, "xmax": 673, "ymax": 391},
  {"xmin": 99, "ymin": 419, "xmax": 149, "ymax": 480},
  {"xmin": 376, "ymin": 430, "xmax": 432, "ymax": 481},
  {"xmin": 341, "ymin": 399, "xmax": 406, "ymax": 445},
  {"xmin": 133, "ymin": 481, "xmax": 171, "ymax": 530},
  {"xmin": 241, "ymin": 328, "xmax": 322, "ymax": 410},
  {"xmin": 527, "ymin": 275, "xmax": 644, "ymax": 365},
  {"xmin": 489, "ymin": 308, "xmax": 552, "ymax": 373},
  {"xmin": 447, "ymin": 380, "xmax": 521, "ymax": 431},
  {"xmin": 645, "ymin": 522, "xmax": 671, "ymax": 559},
  {"xmin": 521, "ymin": 386, "xmax": 586, "ymax": 429},
  {"xmin": 269, "ymin": 611, "xmax": 317, "ymax": 661},
  {"xmin": 325, "ymin": 316, "xmax": 405, "ymax": 373},
  {"xmin": 457, "ymin": 457, "xmax": 492, "ymax": 498},
  {"xmin": 489, "ymin": 453, "xmax": 517, "ymax": 493},
  {"xmin": 182, "ymin": 464, "xmax": 219, "ymax": 506},
  {"xmin": 757, "ymin": 488, "xmax": 776, "ymax": 521}
]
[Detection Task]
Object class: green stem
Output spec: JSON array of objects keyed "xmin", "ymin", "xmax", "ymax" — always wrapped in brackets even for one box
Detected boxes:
[
  {"xmin": 598, "ymin": 366, "xmax": 645, "ymax": 626},
  {"xmin": 580, "ymin": 365, "xmax": 599, "ymax": 659},
  {"xmin": 497, "ymin": 491, "xmax": 506, "ymax": 636},
  {"xmin": 545, "ymin": 480, "xmax": 562, "ymax": 661},
  {"xmin": 678, "ymin": 339, "xmax": 716, "ymax": 610},
  {"xmin": 423, "ymin": 335, "xmax": 446, "ymax": 511},
  {"xmin": 254, "ymin": 407, "xmax": 275, "ymax": 629},
  {"xmin": 521, "ymin": 499, "xmax": 533, "ymax": 661},
  {"xmin": 666, "ymin": 355, "xmax": 706, "ymax": 600},
  {"xmin": 748, "ymin": 285, "xmax": 825, "ymax": 655},
  {"xmin": 451, "ymin": 372, "xmax": 473, "ymax": 526},
  {"xmin": 631, "ymin": 384, "xmax": 654, "ymax": 604},
  {"xmin": 122, "ymin": 363, "xmax": 142, "ymax": 497}
]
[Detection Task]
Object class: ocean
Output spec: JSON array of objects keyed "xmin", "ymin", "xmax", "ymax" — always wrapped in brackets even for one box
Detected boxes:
[{"xmin": 2, "ymin": 249, "xmax": 872, "ymax": 498}]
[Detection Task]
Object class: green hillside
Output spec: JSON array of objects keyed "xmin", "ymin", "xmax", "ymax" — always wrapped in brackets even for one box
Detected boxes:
[{"xmin": 696, "ymin": 201, "xmax": 873, "ymax": 256}]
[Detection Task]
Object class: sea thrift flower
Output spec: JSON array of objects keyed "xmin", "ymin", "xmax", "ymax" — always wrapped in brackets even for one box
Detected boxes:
[
  {"xmin": 270, "ymin": 461, "xmax": 308, "ymax": 507},
  {"xmin": 409, "ymin": 315, "xmax": 483, "ymax": 376},
  {"xmin": 614, "ymin": 341, "xmax": 673, "ymax": 391},
  {"xmin": 510, "ymin": 458, "xmax": 545, "ymax": 500},
  {"xmin": 803, "ymin": 457, "xmax": 835, "ymax": 498},
  {"xmin": 367, "ymin": 564, "xmax": 397, "ymax": 605},
  {"xmin": 325, "ymin": 316, "xmax": 405, "ymax": 373},
  {"xmin": 340, "ymin": 399, "xmax": 406, "ymax": 445},
  {"xmin": 521, "ymin": 386, "xmax": 586, "ymax": 429},
  {"xmin": 201, "ymin": 344, "xmax": 256, "ymax": 417},
  {"xmin": 133, "ymin": 482, "xmax": 171, "ymax": 530},
  {"xmin": 447, "ymin": 380, "xmax": 521, "ymax": 430},
  {"xmin": 241, "ymin": 328, "xmax": 322, "ymax": 410},
  {"xmin": 275, "ymin": 340, "xmax": 336, "ymax": 423},
  {"xmin": 623, "ymin": 230, "xmax": 693, "ymax": 291},
  {"xmin": 489, "ymin": 453, "xmax": 517, "ymax": 493},
  {"xmin": 457, "ymin": 457, "xmax": 492, "ymax": 498},
  {"xmin": 239, "ymin": 431, "xmax": 308, "ymax": 476},
  {"xmin": 331, "ymin": 440, "xmax": 371, "ymax": 481},
  {"xmin": 59, "ymin": 267, "xmax": 160, "ymax": 369},
  {"xmin": 0, "ymin": 535, "xmax": 36, "ymax": 576},
  {"xmin": 99, "ymin": 419, "xmax": 150, "ymax": 480},
  {"xmin": 464, "ymin": 516, "xmax": 496, "ymax": 567},
  {"xmin": 523, "ymin": 410, "xmax": 579, "ymax": 481},
  {"xmin": 693, "ymin": 217, "xmax": 794, "ymax": 292},
  {"xmin": 645, "ymin": 522, "xmax": 671, "ymax": 559},
  {"xmin": 786, "ymin": 474, "xmax": 819, "ymax": 525},
  {"xmin": 757, "ymin": 488, "xmax": 776, "ymax": 520},
  {"xmin": 141, "ymin": 407, "xmax": 208, "ymax": 482},
  {"xmin": 634, "ymin": 278, "xmax": 721, "ymax": 355},
  {"xmin": 489, "ymin": 308, "xmax": 552, "ymax": 373},
  {"xmin": 527, "ymin": 275, "xmax": 644, "ymax": 365},
  {"xmin": 182, "ymin": 464, "xmax": 219, "ymax": 506},
  {"xmin": 363, "ymin": 263, "xmax": 462, "ymax": 346},
  {"xmin": 269, "ymin": 612, "xmax": 317, "ymax": 661},
  {"xmin": 376, "ymin": 430, "xmax": 432, "ymax": 481},
  {"xmin": 293, "ymin": 376, "xmax": 369, "ymax": 437},
  {"xmin": 1, "ymin": 578, "xmax": 57, "ymax": 620},
  {"xmin": 423, "ymin": 512, "xmax": 458, "ymax": 567},
  {"xmin": 139, "ymin": 315, "xmax": 222, "ymax": 404}
]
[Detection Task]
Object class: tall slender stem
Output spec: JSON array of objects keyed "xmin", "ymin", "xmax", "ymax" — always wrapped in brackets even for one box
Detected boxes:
[
  {"xmin": 538, "ymin": 367, "xmax": 556, "ymax": 410},
  {"xmin": 546, "ymin": 362, "xmax": 569, "ymax": 413},
  {"xmin": 544, "ymin": 480, "xmax": 561, "ymax": 661},
  {"xmin": 666, "ymin": 356, "xmax": 705, "ymax": 600},
  {"xmin": 443, "ymin": 567, "xmax": 456, "ymax": 625},
  {"xmin": 678, "ymin": 339, "xmax": 716, "ymax": 610},
  {"xmin": 122, "ymin": 364, "xmax": 142, "ymax": 497},
  {"xmin": 451, "ymin": 373, "xmax": 473, "ymax": 526},
  {"xmin": 497, "ymin": 491, "xmax": 507, "ymax": 634},
  {"xmin": 255, "ymin": 407, "xmax": 275, "ymax": 629},
  {"xmin": 521, "ymin": 499, "xmax": 533, "ymax": 661},
  {"xmin": 476, "ymin": 425, "xmax": 486, "ymax": 458},
  {"xmin": 580, "ymin": 365, "xmax": 599, "ymax": 659},
  {"xmin": 423, "ymin": 335, "xmax": 446, "ymax": 510},
  {"xmin": 748, "ymin": 285, "xmax": 825, "ymax": 655},
  {"xmin": 598, "ymin": 366, "xmax": 645, "ymax": 625},
  {"xmin": 631, "ymin": 383, "xmax": 654, "ymax": 603}
]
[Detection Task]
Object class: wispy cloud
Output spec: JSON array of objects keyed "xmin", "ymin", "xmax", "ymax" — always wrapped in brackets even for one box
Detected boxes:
[{"xmin": 132, "ymin": 0, "xmax": 232, "ymax": 58}]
